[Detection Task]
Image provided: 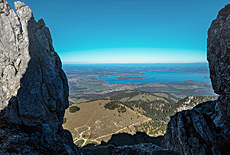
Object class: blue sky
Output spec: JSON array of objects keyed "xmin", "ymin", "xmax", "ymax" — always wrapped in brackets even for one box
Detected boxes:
[{"xmin": 7, "ymin": 0, "xmax": 229, "ymax": 63}]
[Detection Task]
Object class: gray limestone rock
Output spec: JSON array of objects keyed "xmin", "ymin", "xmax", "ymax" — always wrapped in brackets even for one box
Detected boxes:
[
  {"xmin": 0, "ymin": 0, "xmax": 90, "ymax": 154},
  {"xmin": 0, "ymin": 0, "xmax": 69, "ymax": 131},
  {"xmin": 207, "ymin": 4, "xmax": 230, "ymax": 122},
  {"xmin": 162, "ymin": 101, "xmax": 224, "ymax": 155}
]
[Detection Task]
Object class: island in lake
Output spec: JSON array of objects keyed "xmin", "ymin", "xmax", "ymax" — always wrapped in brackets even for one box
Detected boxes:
[{"xmin": 115, "ymin": 76, "xmax": 147, "ymax": 80}]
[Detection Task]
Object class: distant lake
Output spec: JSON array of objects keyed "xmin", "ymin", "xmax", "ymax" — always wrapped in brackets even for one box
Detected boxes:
[
  {"xmin": 91, "ymin": 71, "xmax": 210, "ymax": 85},
  {"xmin": 63, "ymin": 63, "xmax": 211, "ymax": 85}
]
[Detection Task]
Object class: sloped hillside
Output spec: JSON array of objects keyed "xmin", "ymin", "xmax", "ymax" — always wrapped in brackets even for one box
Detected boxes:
[
  {"xmin": 63, "ymin": 99, "xmax": 151, "ymax": 146},
  {"xmin": 63, "ymin": 92, "xmax": 218, "ymax": 146}
]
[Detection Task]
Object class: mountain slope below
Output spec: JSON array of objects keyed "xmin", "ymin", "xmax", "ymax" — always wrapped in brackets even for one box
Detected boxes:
[
  {"xmin": 63, "ymin": 100, "xmax": 151, "ymax": 146},
  {"xmin": 64, "ymin": 92, "xmax": 218, "ymax": 146}
]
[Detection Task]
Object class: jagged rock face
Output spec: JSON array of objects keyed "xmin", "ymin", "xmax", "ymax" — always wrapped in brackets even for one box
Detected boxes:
[
  {"xmin": 0, "ymin": 1, "xmax": 90, "ymax": 154},
  {"xmin": 175, "ymin": 95, "xmax": 218, "ymax": 112},
  {"xmin": 162, "ymin": 4, "xmax": 230, "ymax": 155},
  {"xmin": 162, "ymin": 100, "xmax": 230, "ymax": 155},
  {"xmin": 0, "ymin": 0, "xmax": 68, "ymax": 133},
  {"xmin": 108, "ymin": 143, "xmax": 180, "ymax": 155},
  {"xmin": 207, "ymin": 4, "xmax": 230, "ymax": 119}
]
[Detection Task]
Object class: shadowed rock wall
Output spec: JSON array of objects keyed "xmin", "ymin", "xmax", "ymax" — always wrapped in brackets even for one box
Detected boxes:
[
  {"xmin": 0, "ymin": 1, "xmax": 90, "ymax": 154},
  {"xmin": 208, "ymin": 4, "xmax": 230, "ymax": 121},
  {"xmin": 0, "ymin": 0, "xmax": 68, "ymax": 133}
]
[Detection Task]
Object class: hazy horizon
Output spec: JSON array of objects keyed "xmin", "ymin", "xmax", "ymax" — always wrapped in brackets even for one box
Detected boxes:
[
  {"xmin": 62, "ymin": 62, "xmax": 208, "ymax": 64},
  {"xmin": 7, "ymin": 0, "xmax": 229, "ymax": 63}
]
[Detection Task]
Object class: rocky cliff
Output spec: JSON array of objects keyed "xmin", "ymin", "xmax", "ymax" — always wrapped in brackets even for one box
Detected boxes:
[
  {"xmin": 0, "ymin": 0, "xmax": 89, "ymax": 154},
  {"xmin": 208, "ymin": 4, "xmax": 230, "ymax": 127},
  {"xmin": 162, "ymin": 4, "xmax": 230, "ymax": 155}
]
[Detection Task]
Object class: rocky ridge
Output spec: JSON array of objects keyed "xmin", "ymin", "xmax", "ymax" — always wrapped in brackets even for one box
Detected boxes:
[
  {"xmin": 174, "ymin": 95, "xmax": 218, "ymax": 112},
  {"xmin": 0, "ymin": 1, "xmax": 89, "ymax": 154},
  {"xmin": 162, "ymin": 4, "xmax": 230, "ymax": 155}
]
